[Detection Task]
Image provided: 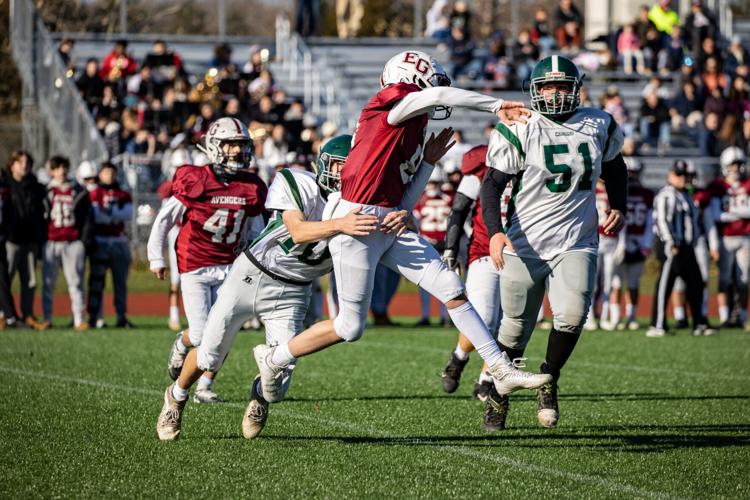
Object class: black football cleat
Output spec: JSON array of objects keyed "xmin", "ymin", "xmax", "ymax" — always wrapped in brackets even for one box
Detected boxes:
[
  {"xmin": 440, "ymin": 352, "xmax": 469, "ymax": 393},
  {"xmin": 472, "ymin": 378, "xmax": 494, "ymax": 401},
  {"xmin": 537, "ymin": 381, "xmax": 559, "ymax": 428},
  {"xmin": 483, "ymin": 387, "xmax": 509, "ymax": 432}
]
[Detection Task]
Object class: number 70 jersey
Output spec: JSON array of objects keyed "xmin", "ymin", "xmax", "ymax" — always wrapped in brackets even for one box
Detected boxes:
[{"xmin": 487, "ymin": 108, "xmax": 624, "ymax": 260}]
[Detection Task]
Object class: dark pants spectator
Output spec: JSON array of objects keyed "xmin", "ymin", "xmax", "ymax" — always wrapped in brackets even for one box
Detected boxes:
[
  {"xmin": 651, "ymin": 241, "xmax": 706, "ymax": 330},
  {"xmin": 87, "ymin": 240, "xmax": 131, "ymax": 325},
  {"xmin": 296, "ymin": 0, "xmax": 319, "ymax": 37},
  {"xmin": 6, "ymin": 242, "xmax": 38, "ymax": 319},
  {"xmin": 0, "ymin": 240, "xmax": 19, "ymax": 323}
]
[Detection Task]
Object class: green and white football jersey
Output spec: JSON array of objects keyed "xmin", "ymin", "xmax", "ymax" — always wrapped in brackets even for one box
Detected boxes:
[
  {"xmin": 487, "ymin": 108, "xmax": 624, "ymax": 260},
  {"xmin": 246, "ymin": 168, "xmax": 332, "ymax": 281}
]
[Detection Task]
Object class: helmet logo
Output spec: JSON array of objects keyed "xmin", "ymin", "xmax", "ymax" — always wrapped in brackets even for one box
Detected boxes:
[
  {"xmin": 545, "ymin": 71, "xmax": 565, "ymax": 79},
  {"xmin": 403, "ymin": 52, "xmax": 430, "ymax": 75}
]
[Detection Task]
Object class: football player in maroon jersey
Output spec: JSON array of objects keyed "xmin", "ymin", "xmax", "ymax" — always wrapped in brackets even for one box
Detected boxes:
[
  {"xmin": 253, "ymin": 51, "xmax": 552, "ymax": 414},
  {"xmin": 40, "ymin": 156, "xmax": 94, "ymax": 330},
  {"xmin": 148, "ymin": 117, "xmax": 267, "ymax": 403}
]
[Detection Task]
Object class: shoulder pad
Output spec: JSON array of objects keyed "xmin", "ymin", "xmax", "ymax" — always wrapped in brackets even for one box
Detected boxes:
[
  {"xmin": 461, "ymin": 145, "xmax": 489, "ymax": 176},
  {"xmin": 172, "ymin": 165, "xmax": 209, "ymax": 199}
]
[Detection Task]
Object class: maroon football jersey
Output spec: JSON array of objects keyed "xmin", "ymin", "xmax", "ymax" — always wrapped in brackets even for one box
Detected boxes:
[
  {"xmin": 709, "ymin": 178, "xmax": 750, "ymax": 237},
  {"xmin": 89, "ymin": 184, "xmax": 132, "ymax": 237},
  {"xmin": 625, "ymin": 182, "xmax": 655, "ymax": 236},
  {"xmin": 341, "ymin": 83, "xmax": 428, "ymax": 207},
  {"xmin": 172, "ymin": 165, "xmax": 266, "ymax": 273},
  {"xmin": 157, "ymin": 179, "xmax": 173, "ymax": 201},
  {"xmin": 47, "ymin": 184, "xmax": 83, "ymax": 241},
  {"xmin": 414, "ymin": 187, "xmax": 454, "ymax": 244}
]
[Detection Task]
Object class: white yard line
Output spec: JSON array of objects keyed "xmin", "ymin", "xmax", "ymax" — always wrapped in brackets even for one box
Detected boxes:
[{"xmin": 0, "ymin": 365, "xmax": 675, "ymax": 499}]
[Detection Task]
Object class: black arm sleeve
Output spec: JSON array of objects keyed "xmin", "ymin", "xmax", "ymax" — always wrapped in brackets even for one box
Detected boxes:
[
  {"xmin": 444, "ymin": 192, "xmax": 474, "ymax": 253},
  {"xmin": 600, "ymin": 153, "xmax": 628, "ymax": 213},
  {"xmin": 480, "ymin": 169, "xmax": 515, "ymax": 238}
]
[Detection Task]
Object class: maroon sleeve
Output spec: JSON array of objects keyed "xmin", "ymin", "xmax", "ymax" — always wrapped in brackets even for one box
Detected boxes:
[
  {"xmin": 461, "ymin": 145, "xmax": 489, "ymax": 176},
  {"xmin": 172, "ymin": 166, "xmax": 207, "ymax": 201}
]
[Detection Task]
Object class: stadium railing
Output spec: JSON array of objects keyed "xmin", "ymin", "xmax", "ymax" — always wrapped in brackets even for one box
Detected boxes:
[{"xmin": 9, "ymin": 0, "xmax": 108, "ymax": 169}]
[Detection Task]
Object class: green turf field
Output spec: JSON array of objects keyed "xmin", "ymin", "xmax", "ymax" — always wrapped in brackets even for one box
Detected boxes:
[{"xmin": 1, "ymin": 318, "xmax": 748, "ymax": 498}]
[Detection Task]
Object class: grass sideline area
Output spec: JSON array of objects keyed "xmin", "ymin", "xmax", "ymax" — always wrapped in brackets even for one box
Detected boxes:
[{"xmin": 1, "ymin": 318, "xmax": 748, "ymax": 498}]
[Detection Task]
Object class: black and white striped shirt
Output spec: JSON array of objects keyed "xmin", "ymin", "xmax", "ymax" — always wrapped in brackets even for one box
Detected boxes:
[{"xmin": 653, "ymin": 185, "xmax": 699, "ymax": 247}]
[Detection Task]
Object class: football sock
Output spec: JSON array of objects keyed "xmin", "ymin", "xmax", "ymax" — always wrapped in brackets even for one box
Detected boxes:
[
  {"xmin": 479, "ymin": 370, "xmax": 493, "ymax": 383},
  {"xmin": 609, "ymin": 303, "xmax": 621, "ymax": 326},
  {"xmin": 271, "ymin": 343, "xmax": 296, "ymax": 367},
  {"xmin": 453, "ymin": 345, "xmax": 469, "ymax": 361},
  {"xmin": 673, "ymin": 305, "xmax": 686, "ymax": 322},
  {"xmin": 448, "ymin": 302, "xmax": 503, "ymax": 367},
  {"xmin": 197, "ymin": 374, "xmax": 214, "ymax": 390},
  {"xmin": 541, "ymin": 328, "xmax": 581, "ymax": 381},
  {"xmin": 600, "ymin": 301, "xmax": 609, "ymax": 324},
  {"xmin": 169, "ymin": 306, "xmax": 180, "ymax": 324},
  {"xmin": 719, "ymin": 305, "xmax": 729, "ymax": 323},
  {"xmin": 172, "ymin": 383, "xmax": 189, "ymax": 401}
]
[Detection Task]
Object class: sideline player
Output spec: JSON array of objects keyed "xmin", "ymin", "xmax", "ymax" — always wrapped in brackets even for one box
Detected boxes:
[
  {"xmin": 439, "ymin": 145, "xmax": 514, "ymax": 409},
  {"xmin": 252, "ymin": 50, "xmax": 552, "ymax": 419},
  {"xmin": 709, "ymin": 147, "xmax": 750, "ymax": 329},
  {"xmin": 481, "ymin": 55, "xmax": 627, "ymax": 430},
  {"xmin": 592, "ymin": 179, "xmax": 626, "ymax": 331},
  {"xmin": 608, "ymin": 157, "xmax": 654, "ymax": 330},
  {"xmin": 40, "ymin": 156, "xmax": 93, "ymax": 330},
  {"xmin": 157, "ymin": 134, "xmax": 391, "ymax": 440},
  {"xmin": 148, "ymin": 117, "xmax": 267, "ymax": 404}
]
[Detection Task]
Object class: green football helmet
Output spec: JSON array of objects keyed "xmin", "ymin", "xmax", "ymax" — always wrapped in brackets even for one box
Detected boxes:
[
  {"xmin": 529, "ymin": 55, "xmax": 583, "ymax": 116},
  {"xmin": 315, "ymin": 134, "xmax": 352, "ymax": 194}
]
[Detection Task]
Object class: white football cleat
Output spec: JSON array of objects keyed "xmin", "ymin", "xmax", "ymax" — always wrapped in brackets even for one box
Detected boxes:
[
  {"xmin": 489, "ymin": 353, "xmax": 553, "ymax": 396},
  {"xmin": 193, "ymin": 386, "xmax": 223, "ymax": 404},
  {"xmin": 599, "ymin": 319, "xmax": 616, "ymax": 332},
  {"xmin": 582, "ymin": 319, "xmax": 598, "ymax": 331},
  {"xmin": 646, "ymin": 326, "xmax": 671, "ymax": 338},
  {"xmin": 157, "ymin": 384, "xmax": 187, "ymax": 441},
  {"xmin": 242, "ymin": 375, "xmax": 269, "ymax": 439},
  {"xmin": 253, "ymin": 344, "xmax": 286, "ymax": 402},
  {"xmin": 627, "ymin": 320, "xmax": 640, "ymax": 331}
]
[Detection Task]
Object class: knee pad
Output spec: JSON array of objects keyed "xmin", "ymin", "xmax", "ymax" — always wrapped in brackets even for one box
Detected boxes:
[
  {"xmin": 553, "ymin": 311, "xmax": 586, "ymax": 334},
  {"xmin": 333, "ymin": 307, "xmax": 367, "ymax": 342},
  {"xmin": 498, "ymin": 317, "xmax": 534, "ymax": 351},
  {"xmin": 419, "ymin": 261, "xmax": 465, "ymax": 304}
]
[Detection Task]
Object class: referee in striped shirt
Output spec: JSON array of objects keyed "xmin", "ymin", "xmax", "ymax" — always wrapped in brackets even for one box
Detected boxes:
[{"xmin": 648, "ymin": 160, "xmax": 715, "ymax": 337}]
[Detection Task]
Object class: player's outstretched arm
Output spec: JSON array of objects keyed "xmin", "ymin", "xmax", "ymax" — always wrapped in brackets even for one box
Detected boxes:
[
  {"xmin": 387, "ymin": 87, "xmax": 529, "ymax": 125},
  {"xmin": 147, "ymin": 196, "xmax": 186, "ymax": 279},
  {"xmin": 282, "ymin": 207, "xmax": 379, "ymax": 244},
  {"xmin": 398, "ymin": 127, "xmax": 456, "ymax": 213}
]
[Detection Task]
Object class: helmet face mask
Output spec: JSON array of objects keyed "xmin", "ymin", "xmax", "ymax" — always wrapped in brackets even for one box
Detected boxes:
[
  {"xmin": 381, "ymin": 51, "xmax": 453, "ymax": 120},
  {"xmin": 529, "ymin": 55, "xmax": 582, "ymax": 116},
  {"xmin": 315, "ymin": 134, "xmax": 352, "ymax": 195},
  {"xmin": 198, "ymin": 117, "xmax": 254, "ymax": 178}
]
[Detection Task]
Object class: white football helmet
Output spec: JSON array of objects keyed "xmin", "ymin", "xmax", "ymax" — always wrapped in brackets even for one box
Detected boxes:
[
  {"xmin": 197, "ymin": 117, "xmax": 254, "ymax": 177},
  {"xmin": 381, "ymin": 51, "xmax": 452, "ymax": 119},
  {"xmin": 76, "ymin": 160, "xmax": 98, "ymax": 187},
  {"xmin": 720, "ymin": 146, "xmax": 747, "ymax": 179}
]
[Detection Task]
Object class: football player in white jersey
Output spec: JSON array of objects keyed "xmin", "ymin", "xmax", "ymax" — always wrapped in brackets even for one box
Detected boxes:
[
  {"xmin": 157, "ymin": 134, "xmax": 445, "ymax": 441},
  {"xmin": 480, "ymin": 55, "xmax": 627, "ymax": 429}
]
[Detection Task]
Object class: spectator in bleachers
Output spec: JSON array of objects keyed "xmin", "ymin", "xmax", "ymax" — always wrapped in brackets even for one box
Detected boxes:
[
  {"xmin": 3, "ymin": 150, "xmax": 46, "ymax": 329},
  {"xmin": 190, "ymin": 102, "xmax": 216, "ymax": 143},
  {"xmin": 447, "ymin": 26, "xmax": 479, "ymax": 81},
  {"xmin": 640, "ymin": 90, "xmax": 671, "ymax": 150},
  {"xmin": 634, "ymin": 5, "xmax": 658, "ymax": 72},
  {"xmin": 143, "ymin": 40, "xmax": 186, "ymax": 83},
  {"xmin": 242, "ymin": 46, "xmax": 266, "ymax": 80},
  {"xmin": 425, "ymin": 0, "xmax": 450, "ymax": 43},
  {"xmin": 618, "ymin": 23, "xmax": 645, "ymax": 75},
  {"xmin": 99, "ymin": 40, "xmax": 137, "ymax": 84},
  {"xmin": 648, "ymin": 0, "xmax": 679, "ymax": 36},
  {"xmin": 335, "ymin": 0, "xmax": 364, "ymax": 38},
  {"xmin": 726, "ymin": 36, "xmax": 749, "ymax": 79},
  {"xmin": 642, "ymin": 75, "xmax": 672, "ymax": 99},
  {"xmin": 483, "ymin": 31, "xmax": 511, "ymax": 89},
  {"xmin": 512, "ymin": 29, "xmax": 540, "ymax": 83},
  {"xmin": 87, "ymin": 162, "xmax": 133, "ymax": 328},
  {"xmin": 223, "ymin": 97, "xmax": 245, "ymax": 123},
  {"xmin": 684, "ymin": 0, "xmax": 717, "ymax": 58},
  {"xmin": 58, "ymin": 38, "xmax": 74, "ymax": 70},
  {"xmin": 210, "ymin": 43, "xmax": 233, "ymax": 69},
  {"xmin": 554, "ymin": 0, "xmax": 583, "ymax": 53},
  {"xmin": 249, "ymin": 94, "xmax": 281, "ymax": 125},
  {"xmin": 578, "ymin": 84, "xmax": 593, "ymax": 107},
  {"xmin": 658, "ymin": 24, "xmax": 685, "ymax": 74},
  {"xmin": 76, "ymin": 58, "xmax": 105, "ymax": 113},
  {"xmin": 127, "ymin": 64, "xmax": 164, "ymax": 103},
  {"xmin": 261, "ymin": 124, "xmax": 290, "ymax": 171},
  {"xmin": 701, "ymin": 57, "xmax": 728, "ymax": 95},
  {"xmin": 449, "ymin": 0, "xmax": 471, "ymax": 38},
  {"xmin": 531, "ymin": 7, "xmax": 555, "ymax": 57},
  {"xmin": 0, "ymin": 165, "xmax": 23, "ymax": 329},
  {"xmin": 697, "ymin": 37, "xmax": 723, "ymax": 74},
  {"xmin": 295, "ymin": 0, "xmax": 319, "ymax": 37},
  {"xmin": 670, "ymin": 79, "xmax": 703, "ymax": 141},
  {"xmin": 602, "ymin": 86, "xmax": 633, "ymax": 136},
  {"xmin": 126, "ymin": 128, "xmax": 156, "ymax": 157},
  {"xmin": 699, "ymin": 112, "xmax": 722, "ymax": 156}
]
